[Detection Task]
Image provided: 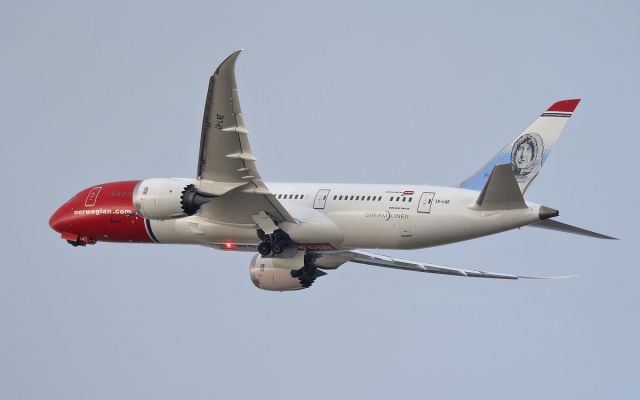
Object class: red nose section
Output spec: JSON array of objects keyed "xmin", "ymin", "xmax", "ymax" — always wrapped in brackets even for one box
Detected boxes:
[
  {"xmin": 49, "ymin": 181, "xmax": 154, "ymax": 244},
  {"xmin": 49, "ymin": 206, "xmax": 66, "ymax": 233},
  {"xmin": 49, "ymin": 197, "xmax": 97, "ymax": 245}
]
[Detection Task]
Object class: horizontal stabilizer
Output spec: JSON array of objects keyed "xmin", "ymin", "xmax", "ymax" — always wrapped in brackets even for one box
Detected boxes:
[
  {"xmin": 530, "ymin": 219, "xmax": 618, "ymax": 240},
  {"xmin": 474, "ymin": 164, "xmax": 527, "ymax": 211}
]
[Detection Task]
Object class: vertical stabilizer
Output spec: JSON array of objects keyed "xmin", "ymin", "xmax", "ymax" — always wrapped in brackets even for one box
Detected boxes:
[{"xmin": 461, "ymin": 99, "xmax": 580, "ymax": 194}]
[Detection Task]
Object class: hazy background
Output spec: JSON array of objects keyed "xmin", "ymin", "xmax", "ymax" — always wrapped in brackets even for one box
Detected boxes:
[{"xmin": 1, "ymin": 1, "xmax": 637, "ymax": 399}]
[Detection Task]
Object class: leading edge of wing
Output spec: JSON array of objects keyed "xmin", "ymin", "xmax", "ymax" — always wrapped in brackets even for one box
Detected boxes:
[{"xmin": 318, "ymin": 249, "xmax": 577, "ymax": 280}]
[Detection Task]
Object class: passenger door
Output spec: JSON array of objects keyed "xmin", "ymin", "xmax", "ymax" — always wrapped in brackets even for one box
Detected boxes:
[
  {"xmin": 417, "ymin": 192, "xmax": 435, "ymax": 213},
  {"xmin": 313, "ymin": 189, "xmax": 331, "ymax": 209}
]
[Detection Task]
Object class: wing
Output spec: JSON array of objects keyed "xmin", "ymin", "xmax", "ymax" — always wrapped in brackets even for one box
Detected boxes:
[
  {"xmin": 196, "ymin": 50, "xmax": 295, "ymax": 224},
  {"xmin": 314, "ymin": 249, "xmax": 576, "ymax": 280}
]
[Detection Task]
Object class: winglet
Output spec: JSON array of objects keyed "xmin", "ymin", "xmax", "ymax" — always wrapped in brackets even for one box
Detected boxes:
[{"xmin": 213, "ymin": 49, "xmax": 243, "ymax": 76}]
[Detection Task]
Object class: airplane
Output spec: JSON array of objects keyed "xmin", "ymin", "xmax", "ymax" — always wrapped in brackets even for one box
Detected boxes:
[{"xmin": 49, "ymin": 50, "xmax": 617, "ymax": 291}]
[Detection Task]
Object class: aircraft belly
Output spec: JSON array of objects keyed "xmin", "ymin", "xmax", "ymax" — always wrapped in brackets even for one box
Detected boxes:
[
  {"xmin": 328, "ymin": 201, "xmax": 540, "ymax": 250},
  {"xmin": 148, "ymin": 216, "xmax": 259, "ymax": 245},
  {"xmin": 329, "ymin": 210, "xmax": 415, "ymax": 249},
  {"xmin": 411, "ymin": 207, "xmax": 540, "ymax": 248}
]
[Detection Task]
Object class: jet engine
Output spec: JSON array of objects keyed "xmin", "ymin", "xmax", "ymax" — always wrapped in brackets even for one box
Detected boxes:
[
  {"xmin": 249, "ymin": 254, "xmax": 326, "ymax": 291},
  {"xmin": 133, "ymin": 178, "xmax": 215, "ymax": 220}
]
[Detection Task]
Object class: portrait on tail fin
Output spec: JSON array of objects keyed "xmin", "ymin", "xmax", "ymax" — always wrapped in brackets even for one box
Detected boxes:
[{"xmin": 511, "ymin": 132, "xmax": 543, "ymax": 189}]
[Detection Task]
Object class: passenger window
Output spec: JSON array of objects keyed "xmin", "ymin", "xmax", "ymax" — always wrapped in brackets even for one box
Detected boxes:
[
  {"xmin": 402, "ymin": 197, "xmax": 406, "ymax": 202},
  {"xmin": 396, "ymin": 197, "xmax": 400, "ymax": 201},
  {"xmin": 378, "ymin": 196, "xmax": 382, "ymax": 201},
  {"xmin": 408, "ymin": 197, "xmax": 412, "ymax": 202},
  {"xmin": 350, "ymin": 196, "xmax": 354, "ymax": 200},
  {"xmin": 339, "ymin": 195, "xmax": 343, "ymax": 200},
  {"xmin": 301, "ymin": 195, "xmax": 304, "ymax": 199},
  {"xmin": 295, "ymin": 195, "xmax": 299, "ymax": 199},
  {"xmin": 333, "ymin": 195, "xmax": 337, "ymax": 200},
  {"xmin": 389, "ymin": 197, "xmax": 393, "ymax": 201},
  {"xmin": 356, "ymin": 196, "xmax": 360, "ymax": 200},
  {"xmin": 367, "ymin": 196, "xmax": 371, "ymax": 201}
]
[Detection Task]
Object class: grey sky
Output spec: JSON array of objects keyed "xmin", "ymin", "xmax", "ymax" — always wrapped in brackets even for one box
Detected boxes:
[{"xmin": 1, "ymin": 1, "xmax": 637, "ymax": 399}]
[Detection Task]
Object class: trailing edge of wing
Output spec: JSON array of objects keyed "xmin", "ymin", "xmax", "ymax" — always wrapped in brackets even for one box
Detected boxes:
[{"xmin": 314, "ymin": 249, "xmax": 577, "ymax": 280}]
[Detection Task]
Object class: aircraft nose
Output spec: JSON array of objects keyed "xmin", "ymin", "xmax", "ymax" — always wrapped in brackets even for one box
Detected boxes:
[
  {"xmin": 49, "ymin": 203, "xmax": 72, "ymax": 233},
  {"xmin": 49, "ymin": 206, "xmax": 64, "ymax": 233}
]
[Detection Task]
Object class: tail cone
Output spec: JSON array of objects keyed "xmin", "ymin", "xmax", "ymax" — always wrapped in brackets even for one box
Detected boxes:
[{"xmin": 539, "ymin": 206, "xmax": 560, "ymax": 221}]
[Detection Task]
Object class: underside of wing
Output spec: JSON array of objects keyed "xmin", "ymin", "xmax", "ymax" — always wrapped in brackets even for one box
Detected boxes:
[
  {"xmin": 195, "ymin": 50, "xmax": 295, "ymax": 224},
  {"xmin": 313, "ymin": 249, "xmax": 576, "ymax": 280},
  {"xmin": 197, "ymin": 50, "xmax": 258, "ymax": 185}
]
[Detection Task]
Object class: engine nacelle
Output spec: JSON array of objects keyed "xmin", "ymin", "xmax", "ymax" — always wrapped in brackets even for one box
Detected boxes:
[
  {"xmin": 249, "ymin": 254, "xmax": 307, "ymax": 291},
  {"xmin": 133, "ymin": 178, "xmax": 214, "ymax": 220}
]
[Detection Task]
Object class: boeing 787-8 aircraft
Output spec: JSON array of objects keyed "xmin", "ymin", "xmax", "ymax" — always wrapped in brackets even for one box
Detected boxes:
[{"xmin": 49, "ymin": 50, "xmax": 616, "ymax": 290}]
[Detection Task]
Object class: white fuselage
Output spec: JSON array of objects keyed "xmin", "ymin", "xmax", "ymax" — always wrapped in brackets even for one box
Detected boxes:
[{"xmin": 146, "ymin": 182, "xmax": 543, "ymax": 251}]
